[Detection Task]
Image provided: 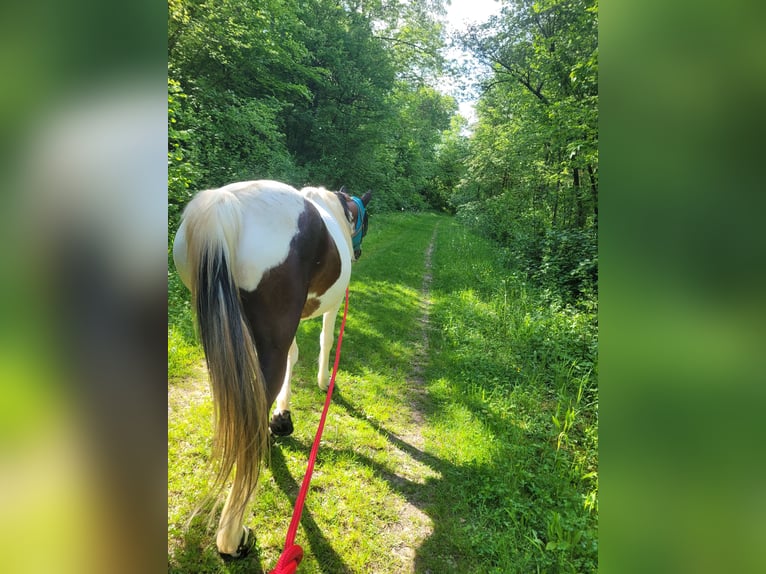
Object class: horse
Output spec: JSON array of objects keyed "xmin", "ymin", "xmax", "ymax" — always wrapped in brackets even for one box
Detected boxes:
[{"xmin": 172, "ymin": 180, "xmax": 371, "ymax": 558}]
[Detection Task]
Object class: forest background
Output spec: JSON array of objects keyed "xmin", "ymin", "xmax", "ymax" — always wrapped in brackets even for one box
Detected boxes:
[{"xmin": 168, "ymin": 0, "xmax": 598, "ymax": 310}]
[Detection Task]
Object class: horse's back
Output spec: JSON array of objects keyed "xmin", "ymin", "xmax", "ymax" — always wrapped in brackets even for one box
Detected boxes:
[
  {"xmin": 174, "ymin": 181, "xmax": 301, "ymax": 287},
  {"xmin": 229, "ymin": 181, "xmax": 307, "ymax": 291},
  {"xmin": 174, "ymin": 180, "xmax": 351, "ymax": 315}
]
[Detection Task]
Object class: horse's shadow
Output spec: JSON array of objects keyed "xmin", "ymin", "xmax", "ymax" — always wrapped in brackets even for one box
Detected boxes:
[
  {"xmin": 331, "ymin": 390, "xmax": 445, "ymax": 475},
  {"xmin": 172, "ymin": 377, "xmax": 515, "ymax": 573},
  {"xmin": 267, "ymin": 438, "xmax": 354, "ymax": 574},
  {"xmin": 267, "ymin": 387, "xmax": 455, "ymax": 573},
  {"xmin": 169, "ymin": 435, "xmax": 355, "ymax": 574}
]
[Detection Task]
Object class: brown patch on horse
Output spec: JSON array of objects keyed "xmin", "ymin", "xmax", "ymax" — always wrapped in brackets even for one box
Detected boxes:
[
  {"xmin": 306, "ymin": 225, "xmax": 341, "ymax": 298},
  {"xmin": 236, "ymin": 199, "xmax": 341, "ymax": 405},
  {"xmin": 301, "ymin": 297, "xmax": 321, "ymax": 318}
]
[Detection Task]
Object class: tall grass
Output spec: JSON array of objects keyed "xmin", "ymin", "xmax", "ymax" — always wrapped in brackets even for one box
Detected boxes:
[
  {"xmin": 421, "ymin": 219, "xmax": 598, "ymax": 573},
  {"xmin": 168, "ymin": 270, "xmax": 202, "ymax": 381}
]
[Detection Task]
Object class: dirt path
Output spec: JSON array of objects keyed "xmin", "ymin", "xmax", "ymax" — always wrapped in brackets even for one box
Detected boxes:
[
  {"xmin": 406, "ymin": 225, "xmax": 437, "ymax": 431},
  {"xmin": 381, "ymin": 225, "xmax": 440, "ymax": 572}
]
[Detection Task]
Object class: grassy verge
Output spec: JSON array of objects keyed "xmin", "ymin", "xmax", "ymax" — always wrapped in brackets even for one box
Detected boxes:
[
  {"xmin": 419, "ymin": 219, "xmax": 598, "ymax": 573},
  {"xmin": 168, "ymin": 270, "xmax": 203, "ymax": 382},
  {"xmin": 168, "ymin": 212, "xmax": 597, "ymax": 573}
]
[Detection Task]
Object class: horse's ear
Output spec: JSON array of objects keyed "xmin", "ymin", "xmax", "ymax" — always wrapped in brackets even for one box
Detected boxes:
[
  {"xmin": 361, "ymin": 191, "xmax": 372, "ymax": 206},
  {"xmin": 339, "ymin": 185, "xmax": 347, "ymax": 195}
]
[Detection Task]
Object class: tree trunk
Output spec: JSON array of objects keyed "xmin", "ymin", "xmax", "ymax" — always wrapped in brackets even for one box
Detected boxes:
[
  {"xmin": 587, "ymin": 164, "xmax": 598, "ymax": 226},
  {"xmin": 574, "ymin": 167, "xmax": 586, "ymax": 228}
]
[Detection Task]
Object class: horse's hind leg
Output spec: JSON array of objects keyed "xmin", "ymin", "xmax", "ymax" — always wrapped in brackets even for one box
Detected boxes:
[
  {"xmin": 317, "ymin": 304, "xmax": 341, "ymax": 391},
  {"xmin": 269, "ymin": 338, "xmax": 298, "ymax": 436},
  {"xmin": 216, "ymin": 481, "xmax": 253, "ymax": 558},
  {"xmin": 217, "ymin": 337, "xmax": 296, "ymax": 554}
]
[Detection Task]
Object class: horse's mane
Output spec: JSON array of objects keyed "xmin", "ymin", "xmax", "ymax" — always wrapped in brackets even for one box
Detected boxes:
[{"xmin": 334, "ymin": 190, "xmax": 353, "ymax": 223}]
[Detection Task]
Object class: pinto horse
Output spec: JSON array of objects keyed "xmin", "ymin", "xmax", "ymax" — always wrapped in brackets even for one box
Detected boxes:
[{"xmin": 172, "ymin": 180, "xmax": 370, "ymax": 557}]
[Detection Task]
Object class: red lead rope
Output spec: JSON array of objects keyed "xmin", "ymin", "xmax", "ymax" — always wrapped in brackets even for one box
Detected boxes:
[{"xmin": 269, "ymin": 288, "xmax": 350, "ymax": 574}]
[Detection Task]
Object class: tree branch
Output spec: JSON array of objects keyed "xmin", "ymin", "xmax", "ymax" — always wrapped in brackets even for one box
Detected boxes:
[
  {"xmin": 486, "ymin": 53, "xmax": 550, "ymax": 105},
  {"xmin": 374, "ymin": 35, "xmax": 436, "ymax": 57}
]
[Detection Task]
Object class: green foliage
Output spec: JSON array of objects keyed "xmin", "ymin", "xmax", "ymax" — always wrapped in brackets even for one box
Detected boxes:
[
  {"xmin": 187, "ymin": 87, "xmax": 298, "ymax": 188},
  {"xmin": 424, "ymin": 218, "xmax": 598, "ymax": 573},
  {"xmin": 456, "ymin": 195, "xmax": 597, "ymax": 306},
  {"xmin": 536, "ymin": 228, "xmax": 598, "ymax": 305},
  {"xmin": 383, "ymin": 85, "xmax": 457, "ymax": 207},
  {"xmin": 168, "ymin": 325, "xmax": 202, "ymax": 381},
  {"xmin": 429, "ymin": 115, "xmax": 470, "ymax": 213},
  {"xmin": 168, "ymin": 77, "xmax": 200, "ymax": 236},
  {"xmin": 168, "ymin": 0, "xmax": 455, "ymax": 215},
  {"xmin": 445, "ymin": 0, "xmax": 598, "ymax": 307},
  {"xmin": 168, "ymin": 267, "xmax": 201, "ymax": 381}
]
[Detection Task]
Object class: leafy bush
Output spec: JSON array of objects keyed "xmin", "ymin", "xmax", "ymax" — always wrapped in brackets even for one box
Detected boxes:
[
  {"xmin": 168, "ymin": 77, "xmax": 200, "ymax": 237},
  {"xmin": 534, "ymin": 228, "xmax": 597, "ymax": 306},
  {"xmin": 456, "ymin": 196, "xmax": 597, "ymax": 308},
  {"xmin": 188, "ymin": 88, "xmax": 299, "ymax": 188},
  {"xmin": 427, "ymin": 218, "xmax": 598, "ymax": 573}
]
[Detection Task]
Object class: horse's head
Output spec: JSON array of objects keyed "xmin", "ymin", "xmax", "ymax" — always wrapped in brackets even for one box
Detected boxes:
[{"xmin": 336, "ymin": 187, "xmax": 371, "ymax": 260}]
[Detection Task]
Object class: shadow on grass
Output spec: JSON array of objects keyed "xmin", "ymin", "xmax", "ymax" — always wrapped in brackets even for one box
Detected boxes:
[
  {"xmin": 267, "ymin": 439, "xmax": 354, "ymax": 574},
  {"xmin": 169, "ymin": 513, "xmax": 266, "ymax": 574},
  {"xmin": 329, "ymin": 389, "xmax": 517, "ymax": 572},
  {"xmin": 169, "ymin": 379, "xmax": 526, "ymax": 573},
  {"xmin": 332, "ymin": 390, "xmax": 443, "ymax": 475},
  {"xmin": 275, "ymin": 385, "xmax": 510, "ymax": 572},
  {"xmin": 330, "ymin": 389, "xmax": 474, "ymax": 572},
  {"xmin": 168, "ymin": 444, "xmax": 352, "ymax": 574},
  {"xmin": 270, "ymin": 399, "xmax": 451, "ymax": 571}
]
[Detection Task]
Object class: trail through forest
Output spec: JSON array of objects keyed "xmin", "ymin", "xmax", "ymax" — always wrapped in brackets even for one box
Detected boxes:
[
  {"xmin": 169, "ymin": 1, "xmax": 598, "ymax": 569},
  {"xmin": 169, "ymin": 214, "xmax": 598, "ymax": 573},
  {"xmin": 382, "ymin": 225, "xmax": 439, "ymax": 568}
]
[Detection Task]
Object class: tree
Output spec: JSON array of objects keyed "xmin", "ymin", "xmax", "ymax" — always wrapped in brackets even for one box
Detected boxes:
[
  {"xmin": 458, "ymin": 0, "xmax": 598, "ymax": 230},
  {"xmin": 168, "ymin": 0, "xmax": 454, "ymax": 211},
  {"xmin": 452, "ymin": 0, "xmax": 598, "ymax": 303}
]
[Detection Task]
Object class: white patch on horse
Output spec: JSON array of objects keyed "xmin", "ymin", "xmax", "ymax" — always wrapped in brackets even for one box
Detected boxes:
[
  {"xmin": 301, "ymin": 187, "xmax": 353, "ymax": 319},
  {"xmin": 173, "ymin": 180, "xmax": 307, "ymax": 293},
  {"xmin": 233, "ymin": 182, "xmax": 306, "ymax": 291}
]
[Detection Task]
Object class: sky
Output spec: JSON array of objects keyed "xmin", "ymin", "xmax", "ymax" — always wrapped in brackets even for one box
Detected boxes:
[
  {"xmin": 442, "ymin": 0, "xmax": 503, "ymax": 124},
  {"xmin": 445, "ymin": 0, "xmax": 502, "ymax": 29}
]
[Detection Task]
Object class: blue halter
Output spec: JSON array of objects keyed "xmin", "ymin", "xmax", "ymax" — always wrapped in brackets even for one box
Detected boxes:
[{"xmin": 350, "ymin": 196, "xmax": 366, "ymax": 251}]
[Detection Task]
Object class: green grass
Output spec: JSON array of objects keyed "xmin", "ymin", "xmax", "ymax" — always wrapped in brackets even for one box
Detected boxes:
[
  {"xmin": 168, "ymin": 270, "xmax": 203, "ymax": 382},
  {"xmin": 419, "ymin": 221, "xmax": 598, "ymax": 573},
  {"xmin": 168, "ymin": 213, "xmax": 598, "ymax": 573}
]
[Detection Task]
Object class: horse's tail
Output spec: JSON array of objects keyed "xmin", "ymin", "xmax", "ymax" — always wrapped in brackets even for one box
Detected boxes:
[{"xmin": 182, "ymin": 189, "xmax": 269, "ymax": 521}]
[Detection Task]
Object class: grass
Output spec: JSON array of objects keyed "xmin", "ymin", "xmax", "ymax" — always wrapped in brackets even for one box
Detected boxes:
[
  {"xmin": 168, "ymin": 212, "xmax": 598, "ymax": 572},
  {"xmin": 420, "ymin": 221, "xmax": 598, "ymax": 573}
]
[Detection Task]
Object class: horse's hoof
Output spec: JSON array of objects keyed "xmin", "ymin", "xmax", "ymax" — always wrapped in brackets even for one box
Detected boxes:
[
  {"xmin": 269, "ymin": 410, "xmax": 294, "ymax": 437},
  {"xmin": 219, "ymin": 527, "xmax": 253, "ymax": 561}
]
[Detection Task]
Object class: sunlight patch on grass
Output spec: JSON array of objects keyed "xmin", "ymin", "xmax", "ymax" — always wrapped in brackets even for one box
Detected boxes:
[
  {"xmin": 168, "ymin": 325, "xmax": 203, "ymax": 382},
  {"xmin": 426, "ymin": 377, "xmax": 499, "ymax": 466}
]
